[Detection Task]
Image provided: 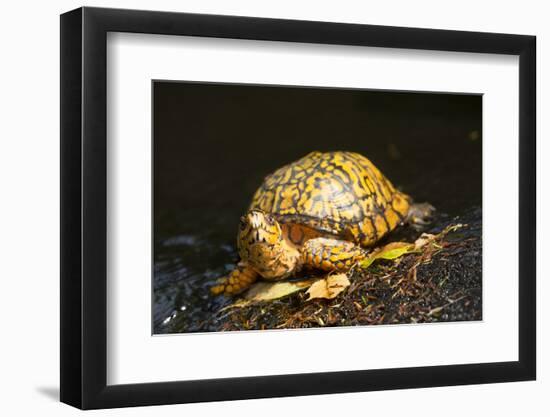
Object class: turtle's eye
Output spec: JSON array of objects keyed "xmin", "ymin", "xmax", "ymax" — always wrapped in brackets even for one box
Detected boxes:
[{"xmin": 266, "ymin": 215, "xmax": 275, "ymax": 226}]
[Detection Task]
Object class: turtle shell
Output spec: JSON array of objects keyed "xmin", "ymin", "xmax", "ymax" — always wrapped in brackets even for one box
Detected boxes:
[{"xmin": 249, "ymin": 151, "xmax": 411, "ymax": 247}]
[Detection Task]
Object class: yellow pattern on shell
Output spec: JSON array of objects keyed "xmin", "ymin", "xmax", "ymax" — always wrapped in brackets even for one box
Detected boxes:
[{"xmin": 250, "ymin": 151, "xmax": 411, "ymax": 247}]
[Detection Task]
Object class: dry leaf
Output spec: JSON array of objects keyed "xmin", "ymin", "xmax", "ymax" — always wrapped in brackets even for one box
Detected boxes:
[
  {"xmin": 413, "ymin": 224, "xmax": 464, "ymax": 250},
  {"xmin": 414, "ymin": 233, "xmax": 436, "ymax": 249},
  {"xmin": 306, "ymin": 273, "xmax": 350, "ymax": 300}
]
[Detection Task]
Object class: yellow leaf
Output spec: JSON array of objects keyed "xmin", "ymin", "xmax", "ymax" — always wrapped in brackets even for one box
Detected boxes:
[
  {"xmin": 360, "ymin": 242, "xmax": 414, "ymax": 269},
  {"xmin": 360, "ymin": 258, "xmax": 376, "ymax": 269},
  {"xmin": 376, "ymin": 242, "xmax": 415, "ymax": 260},
  {"xmin": 306, "ymin": 273, "xmax": 350, "ymax": 300},
  {"xmin": 243, "ymin": 279, "xmax": 314, "ymax": 302}
]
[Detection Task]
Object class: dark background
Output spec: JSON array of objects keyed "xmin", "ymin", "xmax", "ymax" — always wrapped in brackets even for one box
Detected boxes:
[{"xmin": 154, "ymin": 81, "xmax": 482, "ymax": 241}]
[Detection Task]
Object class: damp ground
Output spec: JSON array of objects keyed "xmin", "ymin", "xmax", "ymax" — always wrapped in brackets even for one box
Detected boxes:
[{"xmin": 155, "ymin": 207, "xmax": 482, "ymax": 333}]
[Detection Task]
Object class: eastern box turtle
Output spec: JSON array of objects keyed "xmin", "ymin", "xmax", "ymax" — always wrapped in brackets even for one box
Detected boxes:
[{"xmin": 211, "ymin": 151, "xmax": 434, "ymax": 296}]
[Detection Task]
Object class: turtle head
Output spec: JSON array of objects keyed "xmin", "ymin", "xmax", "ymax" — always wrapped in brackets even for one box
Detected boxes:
[{"xmin": 237, "ymin": 210, "xmax": 295, "ymax": 278}]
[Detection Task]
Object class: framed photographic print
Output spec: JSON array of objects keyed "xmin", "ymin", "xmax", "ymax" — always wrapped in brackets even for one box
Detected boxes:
[{"xmin": 60, "ymin": 6, "xmax": 536, "ymax": 409}]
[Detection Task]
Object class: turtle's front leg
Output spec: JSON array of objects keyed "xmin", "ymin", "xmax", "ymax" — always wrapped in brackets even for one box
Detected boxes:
[
  {"xmin": 301, "ymin": 237, "xmax": 367, "ymax": 272},
  {"xmin": 211, "ymin": 262, "xmax": 258, "ymax": 296}
]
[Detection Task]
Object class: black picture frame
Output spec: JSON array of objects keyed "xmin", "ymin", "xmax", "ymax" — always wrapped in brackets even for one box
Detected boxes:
[{"xmin": 60, "ymin": 6, "xmax": 536, "ymax": 410}]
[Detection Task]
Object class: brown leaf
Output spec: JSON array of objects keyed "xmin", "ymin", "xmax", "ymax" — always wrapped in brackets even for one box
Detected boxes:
[
  {"xmin": 414, "ymin": 233, "xmax": 436, "ymax": 249},
  {"xmin": 306, "ymin": 273, "xmax": 351, "ymax": 300}
]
